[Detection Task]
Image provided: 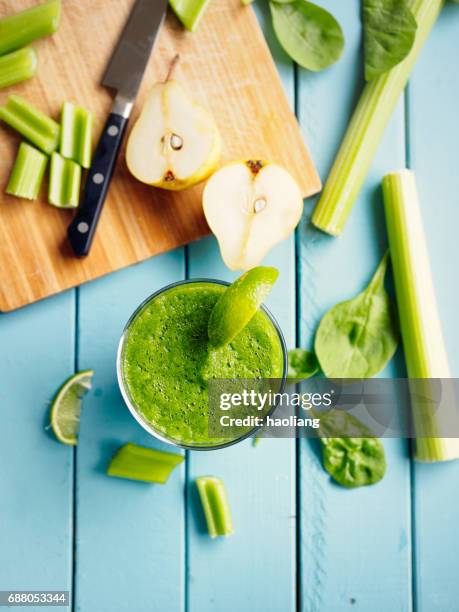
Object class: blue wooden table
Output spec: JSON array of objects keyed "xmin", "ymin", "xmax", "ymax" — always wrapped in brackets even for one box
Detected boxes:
[{"xmin": 1, "ymin": 2, "xmax": 458, "ymax": 610}]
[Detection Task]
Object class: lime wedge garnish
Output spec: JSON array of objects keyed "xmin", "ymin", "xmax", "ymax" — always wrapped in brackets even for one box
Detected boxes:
[
  {"xmin": 208, "ymin": 266, "xmax": 279, "ymax": 347},
  {"xmin": 50, "ymin": 370, "xmax": 94, "ymax": 445}
]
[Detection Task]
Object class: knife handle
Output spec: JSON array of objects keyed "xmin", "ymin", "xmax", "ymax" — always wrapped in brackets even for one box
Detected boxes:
[{"xmin": 67, "ymin": 112, "xmax": 128, "ymax": 257}]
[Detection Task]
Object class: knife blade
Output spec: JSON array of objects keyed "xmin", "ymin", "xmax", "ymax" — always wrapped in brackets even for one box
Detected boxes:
[{"xmin": 67, "ymin": 0, "xmax": 168, "ymax": 257}]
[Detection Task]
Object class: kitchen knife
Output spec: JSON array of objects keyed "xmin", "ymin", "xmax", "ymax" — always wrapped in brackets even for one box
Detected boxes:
[{"xmin": 67, "ymin": 0, "xmax": 168, "ymax": 257}]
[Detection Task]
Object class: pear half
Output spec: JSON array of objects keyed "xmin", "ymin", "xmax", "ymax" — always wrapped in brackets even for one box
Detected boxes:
[
  {"xmin": 203, "ymin": 160, "xmax": 304, "ymax": 270},
  {"xmin": 126, "ymin": 80, "xmax": 221, "ymax": 191}
]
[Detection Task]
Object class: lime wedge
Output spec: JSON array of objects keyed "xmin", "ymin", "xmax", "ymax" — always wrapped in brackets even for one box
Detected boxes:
[
  {"xmin": 208, "ymin": 266, "xmax": 279, "ymax": 347},
  {"xmin": 50, "ymin": 369, "xmax": 94, "ymax": 445}
]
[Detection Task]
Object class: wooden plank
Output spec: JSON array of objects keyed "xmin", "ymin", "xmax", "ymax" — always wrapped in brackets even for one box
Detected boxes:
[
  {"xmin": 0, "ymin": 293, "xmax": 74, "ymax": 599},
  {"xmin": 297, "ymin": 1, "xmax": 412, "ymax": 610},
  {"xmin": 0, "ymin": 0, "xmax": 320, "ymax": 312},
  {"xmin": 186, "ymin": 238, "xmax": 297, "ymax": 612},
  {"xmin": 408, "ymin": 5, "xmax": 459, "ymax": 611},
  {"xmin": 74, "ymin": 252, "xmax": 186, "ymax": 612},
  {"xmin": 186, "ymin": 6, "xmax": 297, "ymax": 608}
]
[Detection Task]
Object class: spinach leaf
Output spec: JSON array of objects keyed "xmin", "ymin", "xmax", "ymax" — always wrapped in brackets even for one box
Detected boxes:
[
  {"xmin": 316, "ymin": 406, "xmax": 376, "ymax": 438},
  {"xmin": 270, "ymin": 0, "xmax": 344, "ymax": 71},
  {"xmin": 318, "ymin": 408, "xmax": 385, "ymax": 487},
  {"xmin": 320, "ymin": 436, "xmax": 386, "ymax": 488},
  {"xmin": 313, "ymin": 408, "xmax": 386, "ymax": 487},
  {"xmin": 314, "ymin": 252, "xmax": 399, "ymax": 378},
  {"xmin": 287, "ymin": 348, "xmax": 319, "ymax": 379},
  {"xmin": 363, "ymin": 0, "xmax": 417, "ymax": 80}
]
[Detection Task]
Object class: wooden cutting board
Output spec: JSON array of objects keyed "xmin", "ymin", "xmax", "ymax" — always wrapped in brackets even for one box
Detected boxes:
[{"xmin": 0, "ymin": 0, "xmax": 321, "ymax": 312}]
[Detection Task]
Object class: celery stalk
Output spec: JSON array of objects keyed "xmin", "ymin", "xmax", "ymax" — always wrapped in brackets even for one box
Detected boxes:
[
  {"xmin": 0, "ymin": 47, "xmax": 37, "ymax": 90},
  {"xmin": 60, "ymin": 102, "xmax": 93, "ymax": 168},
  {"xmin": 6, "ymin": 142, "xmax": 47, "ymax": 200},
  {"xmin": 312, "ymin": 0, "xmax": 444, "ymax": 236},
  {"xmin": 48, "ymin": 153, "xmax": 81, "ymax": 208},
  {"xmin": 0, "ymin": 95, "xmax": 60, "ymax": 154},
  {"xmin": 196, "ymin": 476, "xmax": 234, "ymax": 538},
  {"xmin": 107, "ymin": 443, "xmax": 184, "ymax": 483},
  {"xmin": 0, "ymin": 0, "xmax": 61, "ymax": 56},
  {"xmin": 382, "ymin": 170, "xmax": 459, "ymax": 462},
  {"xmin": 169, "ymin": 0, "xmax": 211, "ymax": 32}
]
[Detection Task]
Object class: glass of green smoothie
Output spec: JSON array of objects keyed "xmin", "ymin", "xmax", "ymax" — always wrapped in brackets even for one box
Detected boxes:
[{"xmin": 117, "ymin": 278, "xmax": 287, "ymax": 450}]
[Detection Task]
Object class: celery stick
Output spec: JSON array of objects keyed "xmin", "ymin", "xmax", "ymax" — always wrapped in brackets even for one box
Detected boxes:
[
  {"xmin": 0, "ymin": 47, "xmax": 37, "ymax": 90},
  {"xmin": 48, "ymin": 153, "xmax": 81, "ymax": 208},
  {"xmin": 196, "ymin": 476, "xmax": 234, "ymax": 538},
  {"xmin": 169, "ymin": 0, "xmax": 211, "ymax": 32},
  {"xmin": 0, "ymin": 95, "xmax": 60, "ymax": 154},
  {"xmin": 60, "ymin": 102, "xmax": 93, "ymax": 168},
  {"xmin": 382, "ymin": 170, "xmax": 459, "ymax": 462},
  {"xmin": 6, "ymin": 142, "xmax": 47, "ymax": 200},
  {"xmin": 107, "ymin": 443, "xmax": 184, "ymax": 483},
  {"xmin": 312, "ymin": 0, "xmax": 444, "ymax": 236},
  {"xmin": 0, "ymin": 0, "xmax": 61, "ymax": 56}
]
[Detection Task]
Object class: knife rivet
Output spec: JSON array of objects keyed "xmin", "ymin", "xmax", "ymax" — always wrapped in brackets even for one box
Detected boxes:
[
  {"xmin": 108, "ymin": 125, "xmax": 119, "ymax": 137},
  {"xmin": 93, "ymin": 173, "xmax": 104, "ymax": 185},
  {"xmin": 77, "ymin": 222, "xmax": 89, "ymax": 234}
]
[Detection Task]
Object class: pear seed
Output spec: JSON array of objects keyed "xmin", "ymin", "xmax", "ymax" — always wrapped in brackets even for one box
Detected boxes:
[
  {"xmin": 253, "ymin": 198, "xmax": 267, "ymax": 213},
  {"xmin": 170, "ymin": 133, "xmax": 183, "ymax": 150}
]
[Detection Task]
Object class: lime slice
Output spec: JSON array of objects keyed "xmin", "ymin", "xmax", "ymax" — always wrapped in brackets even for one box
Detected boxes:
[
  {"xmin": 208, "ymin": 266, "xmax": 279, "ymax": 347},
  {"xmin": 50, "ymin": 369, "xmax": 94, "ymax": 445}
]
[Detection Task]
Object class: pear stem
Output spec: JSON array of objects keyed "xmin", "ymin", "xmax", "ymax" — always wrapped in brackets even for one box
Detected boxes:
[{"xmin": 165, "ymin": 54, "xmax": 180, "ymax": 82}]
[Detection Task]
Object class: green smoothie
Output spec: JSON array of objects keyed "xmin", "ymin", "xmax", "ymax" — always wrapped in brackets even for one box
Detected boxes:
[{"xmin": 120, "ymin": 281, "xmax": 284, "ymax": 447}]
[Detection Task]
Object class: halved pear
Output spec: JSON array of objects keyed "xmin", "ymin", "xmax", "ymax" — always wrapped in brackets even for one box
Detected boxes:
[
  {"xmin": 203, "ymin": 160, "xmax": 304, "ymax": 270},
  {"xmin": 126, "ymin": 80, "xmax": 221, "ymax": 191}
]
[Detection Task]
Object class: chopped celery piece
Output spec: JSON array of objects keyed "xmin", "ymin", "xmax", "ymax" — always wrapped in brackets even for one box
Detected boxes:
[
  {"xmin": 169, "ymin": 0, "xmax": 211, "ymax": 32},
  {"xmin": 382, "ymin": 170, "xmax": 459, "ymax": 462},
  {"xmin": 196, "ymin": 476, "xmax": 234, "ymax": 538},
  {"xmin": 107, "ymin": 443, "xmax": 184, "ymax": 483},
  {"xmin": 7, "ymin": 142, "xmax": 47, "ymax": 200},
  {"xmin": 312, "ymin": 0, "xmax": 443, "ymax": 236},
  {"xmin": 0, "ymin": 95, "xmax": 60, "ymax": 154},
  {"xmin": 0, "ymin": 47, "xmax": 37, "ymax": 90},
  {"xmin": 0, "ymin": 0, "xmax": 61, "ymax": 56},
  {"xmin": 60, "ymin": 102, "xmax": 93, "ymax": 168},
  {"xmin": 48, "ymin": 153, "xmax": 81, "ymax": 208}
]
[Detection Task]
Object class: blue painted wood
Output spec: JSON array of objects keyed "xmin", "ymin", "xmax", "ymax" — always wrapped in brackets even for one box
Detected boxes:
[
  {"xmin": 408, "ymin": 5, "xmax": 459, "ymax": 611},
  {"xmin": 74, "ymin": 253, "xmax": 186, "ymax": 612},
  {"xmin": 185, "ymin": 4, "xmax": 297, "ymax": 609},
  {"xmin": 3, "ymin": 2, "xmax": 459, "ymax": 610},
  {"xmin": 186, "ymin": 237, "xmax": 297, "ymax": 612},
  {"xmin": 297, "ymin": 1, "xmax": 412, "ymax": 610},
  {"xmin": 0, "ymin": 293, "xmax": 74, "ymax": 605}
]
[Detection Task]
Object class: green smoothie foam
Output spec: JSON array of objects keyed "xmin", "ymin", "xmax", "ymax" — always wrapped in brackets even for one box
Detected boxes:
[{"xmin": 120, "ymin": 281, "xmax": 284, "ymax": 447}]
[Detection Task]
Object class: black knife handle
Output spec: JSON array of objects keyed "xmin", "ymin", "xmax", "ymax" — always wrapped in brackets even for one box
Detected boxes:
[{"xmin": 67, "ymin": 112, "xmax": 128, "ymax": 257}]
